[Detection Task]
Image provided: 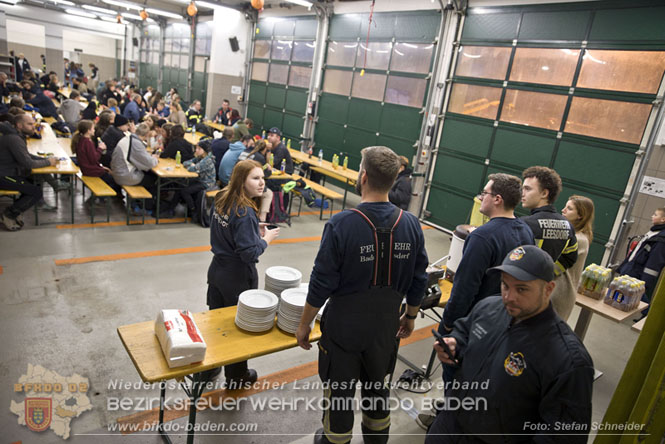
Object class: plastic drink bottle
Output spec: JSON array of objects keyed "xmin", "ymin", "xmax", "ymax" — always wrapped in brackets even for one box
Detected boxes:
[{"xmin": 175, "ymin": 150, "xmax": 181, "ymax": 166}]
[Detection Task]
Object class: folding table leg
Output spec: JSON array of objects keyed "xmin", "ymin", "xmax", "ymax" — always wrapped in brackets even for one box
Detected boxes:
[{"xmin": 158, "ymin": 384, "xmax": 172, "ymax": 444}]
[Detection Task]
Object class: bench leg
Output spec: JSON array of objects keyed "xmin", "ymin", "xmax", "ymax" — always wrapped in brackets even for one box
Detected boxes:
[
  {"xmin": 106, "ymin": 197, "xmax": 111, "ymax": 223},
  {"xmin": 329, "ymin": 198, "xmax": 334, "ymax": 219},
  {"xmin": 70, "ymin": 177, "xmax": 75, "ymax": 224},
  {"xmin": 319, "ymin": 194, "xmax": 324, "ymax": 220},
  {"xmin": 142, "ymin": 199, "xmax": 146, "ymax": 225},
  {"xmin": 126, "ymin": 196, "xmax": 131, "ymax": 225}
]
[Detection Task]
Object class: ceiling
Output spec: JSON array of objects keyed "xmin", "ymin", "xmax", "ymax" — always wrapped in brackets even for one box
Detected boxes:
[{"xmin": 16, "ymin": 0, "xmax": 321, "ymax": 23}]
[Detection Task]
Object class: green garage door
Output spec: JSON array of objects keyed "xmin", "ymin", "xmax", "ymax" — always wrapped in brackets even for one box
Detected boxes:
[{"xmin": 425, "ymin": 0, "xmax": 665, "ymax": 264}]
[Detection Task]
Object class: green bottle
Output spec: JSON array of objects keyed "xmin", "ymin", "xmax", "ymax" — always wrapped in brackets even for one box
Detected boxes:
[{"xmin": 175, "ymin": 150, "xmax": 181, "ymax": 166}]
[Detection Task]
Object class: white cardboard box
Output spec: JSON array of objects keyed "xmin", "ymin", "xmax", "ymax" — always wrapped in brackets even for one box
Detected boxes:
[{"xmin": 154, "ymin": 310, "xmax": 207, "ymax": 368}]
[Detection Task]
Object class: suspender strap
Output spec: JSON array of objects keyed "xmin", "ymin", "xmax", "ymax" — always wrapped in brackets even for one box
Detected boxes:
[{"xmin": 350, "ymin": 206, "xmax": 403, "ymax": 287}]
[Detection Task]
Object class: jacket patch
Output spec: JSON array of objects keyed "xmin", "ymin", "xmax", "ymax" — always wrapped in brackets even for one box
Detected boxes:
[{"xmin": 504, "ymin": 352, "xmax": 526, "ymax": 377}]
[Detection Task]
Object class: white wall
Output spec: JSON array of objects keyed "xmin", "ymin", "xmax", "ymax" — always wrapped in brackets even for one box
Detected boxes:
[
  {"xmin": 209, "ymin": 6, "xmax": 250, "ymax": 77},
  {"xmin": 2, "ymin": 3, "xmax": 125, "ymax": 50},
  {"xmin": 63, "ymin": 30, "xmax": 116, "ymax": 59},
  {"xmin": 6, "ymin": 18, "xmax": 45, "ymax": 47}
]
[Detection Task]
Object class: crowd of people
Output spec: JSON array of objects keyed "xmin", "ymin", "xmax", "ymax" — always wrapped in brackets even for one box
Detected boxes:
[{"xmin": 0, "ymin": 59, "xmax": 276, "ymax": 229}]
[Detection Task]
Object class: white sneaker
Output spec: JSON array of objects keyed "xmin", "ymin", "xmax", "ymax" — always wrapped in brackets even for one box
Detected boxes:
[{"xmin": 1, "ymin": 214, "xmax": 21, "ymax": 231}]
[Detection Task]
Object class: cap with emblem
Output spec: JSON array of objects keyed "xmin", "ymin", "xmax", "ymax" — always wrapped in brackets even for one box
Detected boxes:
[
  {"xmin": 268, "ymin": 127, "xmax": 281, "ymax": 137},
  {"xmin": 489, "ymin": 245, "xmax": 554, "ymax": 282}
]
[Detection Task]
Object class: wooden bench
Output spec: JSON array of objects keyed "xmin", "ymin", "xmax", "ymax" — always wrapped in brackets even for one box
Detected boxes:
[
  {"xmin": 206, "ymin": 190, "xmax": 221, "ymax": 198},
  {"xmin": 309, "ymin": 166, "xmax": 356, "ymax": 208},
  {"xmin": 122, "ymin": 185, "xmax": 152, "ymax": 225},
  {"xmin": 0, "ymin": 190, "xmax": 20, "ymax": 198},
  {"xmin": 80, "ymin": 176, "xmax": 116, "ymax": 224},
  {"xmin": 289, "ymin": 174, "xmax": 343, "ymax": 220}
]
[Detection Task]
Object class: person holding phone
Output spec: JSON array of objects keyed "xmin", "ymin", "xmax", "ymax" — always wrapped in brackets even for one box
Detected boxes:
[
  {"xmin": 425, "ymin": 245, "xmax": 593, "ymax": 443},
  {"xmin": 204, "ymin": 160, "xmax": 280, "ymax": 387}
]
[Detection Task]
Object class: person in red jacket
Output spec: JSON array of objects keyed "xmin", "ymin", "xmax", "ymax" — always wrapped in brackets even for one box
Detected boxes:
[{"xmin": 71, "ymin": 120, "xmax": 120, "ymax": 204}]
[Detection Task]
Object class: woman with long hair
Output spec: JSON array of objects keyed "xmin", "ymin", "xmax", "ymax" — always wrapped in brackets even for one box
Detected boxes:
[
  {"xmin": 551, "ymin": 195, "xmax": 595, "ymax": 320},
  {"xmin": 205, "ymin": 160, "xmax": 280, "ymax": 385},
  {"xmin": 238, "ymin": 139, "xmax": 273, "ymax": 222},
  {"xmin": 160, "ymin": 124, "xmax": 193, "ymax": 161},
  {"xmin": 71, "ymin": 119, "xmax": 119, "ymax": 203}
]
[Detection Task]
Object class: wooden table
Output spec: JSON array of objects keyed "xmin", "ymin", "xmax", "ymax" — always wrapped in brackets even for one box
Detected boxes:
[
  {"xmin": 574, "ymin": 292, "xmax": 648, "ymax": 379},
  {"xmin": 632, "ymin": 315, "xmax": 647, "ymax": 332},
  {"xmin": 118, "ymin": 306, "xmax": 322, "ymax": 443},
  {"xmin": 204, "ymin": 120, "xmax": 224, "ymax": 132},
  {"xmin": 288, "ymin": 149, "xmax": 358, "ymax": 208},
  {"xmin": 27, "ymin": 124, "xmax": 79, "ymax": 224},
  {"xmin": 573, "ymin": 292, "xmax": 648, "ymax": 340},
  {"xmin": 184, "ymin": 131, "xmax": 207, "ymax": 145},
  {"xmin": 151, "ymin": 158, "xmax": 198, "ymax": 224}
]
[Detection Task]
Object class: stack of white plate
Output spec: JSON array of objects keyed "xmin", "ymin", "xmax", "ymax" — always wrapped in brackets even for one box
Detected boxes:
[
  {"xmin": 235, "ymin": 289, "xmax": 278, "ymax": 332},
  {"xmin": 265, "ymin": 266, "xmax": 302, "ymax": 296},
  {"xmin": 277, "ymin": 287, "xmax": 308, "ymax": 334}
]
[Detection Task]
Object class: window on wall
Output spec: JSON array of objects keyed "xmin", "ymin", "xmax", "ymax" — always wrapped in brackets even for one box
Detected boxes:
[
  {"xmin": 252, "ymin": 62, "xmax": 269, "ymax": 82},
  {"xmin": 455, "ymin": 46, "xmax": 512, "ymax": 80},
  {"xmin": 390, "ymin": 43, "xmax": 434, "ymax": 74},
  {"xmin": 327, "ymin": 41, "xmax": 357, "ymax": 67},
  {"xmin": 509, "ymin": 48, "xmax": 580, "ymax": 86},
  {"xmin": 292, "ymin": 41, "xmax": 315, "ymax": 63},
  {"xmin": 352, "ymin": 71, "xmax": 386, "ymax": 101},
  {"xmin": 577, "ymin": 50, "xmax": 665, "ymax": 94},
  {"xmin": 500, "ymin": 89, "xmax": 568, "ymax": 130},
  {"xmin": 356, "ymin": 42, "xmax": 392, "ymax": 70},
  {"xmin": 271, "ymin": 40, "xmax": 293, "ymax": 61},
  {"xmin": 254, "ymin": 40, "xmax": 271, "ymax": 59},
  {"xmin": 268, "ymin": 64, "xmax": 289, "ymax": 84},
  {"xmin": 323, "ymin": 69, "xmax": 353, "ymax": 95},
  {"xmin": 289, "ymin": 66, "xmax": 312, "ymax": 88},
  {"xmin": 386, "ymin": 76, "xmax": 428, "ymax": 107},
  {"xmin": 565, "ymin": 97, "xmax": 652, "ymax": 144},
  {"xmin": 448, "ymin": 83, "xmax": 502, "ymax": 119}
]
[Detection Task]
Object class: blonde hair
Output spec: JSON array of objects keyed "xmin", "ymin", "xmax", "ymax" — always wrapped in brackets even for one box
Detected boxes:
[{"xmin": 568, "ymin": 195, "xmax": 594, "ymax": 242}]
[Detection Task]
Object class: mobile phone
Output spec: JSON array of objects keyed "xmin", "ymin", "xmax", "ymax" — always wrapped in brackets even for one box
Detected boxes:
[
  {"xmin": 432, "ymin": 329, "xmax": 458, "ymax": 365},
  {"xmin": 266, "ymin": 224, "xmax": 279, "ymax": 230}
]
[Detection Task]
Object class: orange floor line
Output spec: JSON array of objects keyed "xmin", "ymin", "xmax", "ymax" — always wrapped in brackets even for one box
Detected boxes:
[
  {"xmin": 56, "ymin": 218, "xmax": 189, "ymax": 229},
  {"xmin": 115, "ymin": 323, "xmax": 437, "ymax": 433},
  {"xmin": 55, "ymin": 236, "xmax": 323, "ymax": 266}
]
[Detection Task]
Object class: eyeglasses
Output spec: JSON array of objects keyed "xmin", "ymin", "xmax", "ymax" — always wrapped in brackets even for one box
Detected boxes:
[{"xmin": 479, "ymin": 191, "xmax": 498, "ymax": 198}]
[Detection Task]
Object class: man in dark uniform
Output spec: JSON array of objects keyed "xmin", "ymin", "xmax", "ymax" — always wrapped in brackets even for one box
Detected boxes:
[
  {"xmin": 521, "ymin": 166, "xmax": 578, "ymax": 276},
  {"xmin": 296, "ymin": 146, "xmax": 429, "ymax": 444},
  {"xmin": 426, "ymin": 245, "xmax": 594, "ymax": 444},
  {"xmin": 266, "ymin": 127, "xmax": 294, "ymax": 174}
]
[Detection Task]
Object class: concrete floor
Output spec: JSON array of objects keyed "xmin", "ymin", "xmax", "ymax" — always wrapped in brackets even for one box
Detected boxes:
[{"xmin": 0, "ymin": 183, "xmax": 639, "ymax": 443}]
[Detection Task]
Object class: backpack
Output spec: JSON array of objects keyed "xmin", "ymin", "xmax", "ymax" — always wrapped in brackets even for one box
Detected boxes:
[
  {"xmin": 199, "ymin": 190, "xmax": 216, "ymax": 228},
  {"xmin": 292, "ymin": 179, "xmax": 316, "ymax": 207},
  {"xmin": 51, "ymin": 121, "xmax": 72, "ymax": 138},
  {"xmin": 268, "ymin": 191, "xmax": 290, "ymax": 226}
]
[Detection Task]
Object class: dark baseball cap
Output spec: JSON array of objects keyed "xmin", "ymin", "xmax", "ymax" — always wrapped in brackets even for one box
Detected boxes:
[
  {"xmin": 268, "ymin": 127, "xmax": 281, "ymax": 137},
  {"xmin": 489, "ymin": 245, "xmax": 555, "ymax": 282},
  {"xmin": 113, "ymin": 114, "xmax": 129, "ymax": 127}
]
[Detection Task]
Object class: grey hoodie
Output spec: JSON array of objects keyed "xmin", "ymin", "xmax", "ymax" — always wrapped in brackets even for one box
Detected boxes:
[
  {"xmin": 110, "ymin": 134, "xmax": 158, "ymax": 186},
  {"xmin": 58, "ymin": 98, "xmax": 82, "ymax": 126},
  {"xmin": 0, "ymin": 121, "xmax": 51, "ymax": 177}
]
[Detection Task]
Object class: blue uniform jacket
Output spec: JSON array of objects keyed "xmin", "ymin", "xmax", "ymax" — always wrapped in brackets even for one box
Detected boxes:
[{"xmin": 307, "ymin": 202, "xmax": 428, "ymax": 308}]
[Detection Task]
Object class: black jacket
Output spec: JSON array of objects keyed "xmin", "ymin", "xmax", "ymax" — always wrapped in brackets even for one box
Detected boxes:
[
  {"xmin": 0, "ymin": 122, "xmax": 51, "ymax": 177},
  {"xmin": 521, "ymin": 205, "xmax": 578, "ymax": 276},
  {"xmin": 618, "ymin": 224, "xmax": 665, "ymax": 298},
  {"xmin": 272, "ymin": 142, "xmax": 294, "ymax": 174},
  {"xmin": 101, "ymin": 126, "xmax": 126, "ymax": 152},
  {"xmin": 161, "ymin": 138, "xmax": 194, "ymax": 162},
  {"xmin": 211, "ymin": 137, "xmax": 230, "ymax": 176},
  {"xmin": 445, "ymin": 296, "xmax": 593, "ymax": 443},
  {"xmin": 389, "ymin": 167, "xmax": 412, "ymax": 210},
  {"xmin": 29, "ymin": 93, "xmax": 57, "ymax": 118}
]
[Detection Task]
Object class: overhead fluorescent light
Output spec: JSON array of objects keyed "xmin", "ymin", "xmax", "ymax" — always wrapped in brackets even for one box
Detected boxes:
[
  {"xmin": 195, "ymin": 1, "xmax": 221, "ymax": 9},
  {"xmin": 145, "ymin": 7, "xmax": 182, "ymax": 19},
  {"xmin": 82, "ymin": 4, "xmax": 117, "ymax": 14},
  {"xmin": 102, "ymin": 0, "xmax": 141, "ymax": 11},
  {"xmin": 50, "ymin": 0, "xmax": 75, "ymax": 5},
  {"xmin": 99, "ymin": 15, "xmax": 120, "ymax": 22},
  {"xmin": 65, "ymin": 8, "xmax": 97, "ymax": 18},
  {"xmin": 283, "ymin": 0, "xmax": 312, "ymax": 7},
  {"xmin": 0, "ymin": 0, "xmax": 19, "ymax": 5}
]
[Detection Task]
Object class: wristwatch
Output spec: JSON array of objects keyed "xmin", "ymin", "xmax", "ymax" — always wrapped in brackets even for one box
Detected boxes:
[{"xmin": 405, "ymin": 313, "xmax": 417, "ymax": 320}]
